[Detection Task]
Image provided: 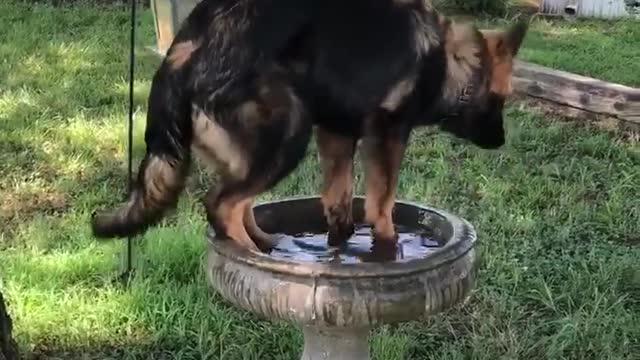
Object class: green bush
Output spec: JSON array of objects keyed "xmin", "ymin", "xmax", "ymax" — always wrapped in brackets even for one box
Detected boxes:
[{"xmin": 436, "ymin": 0, "xmax": 510, "ymax": 16}]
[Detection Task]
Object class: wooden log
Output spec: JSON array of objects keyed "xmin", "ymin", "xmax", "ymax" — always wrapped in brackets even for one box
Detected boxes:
[
  {"xmin": 509, "ymin": 95, "xmax": 640, "ymax": 133},
  {"xmin": 512, "ymin": 60, "xmax": 640, "ymax": 127}
]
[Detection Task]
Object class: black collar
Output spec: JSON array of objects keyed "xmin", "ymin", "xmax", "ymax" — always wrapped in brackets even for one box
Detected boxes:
[{"xmin": 437, "ymin": 81, "xmax": 476, "ymax": 123}]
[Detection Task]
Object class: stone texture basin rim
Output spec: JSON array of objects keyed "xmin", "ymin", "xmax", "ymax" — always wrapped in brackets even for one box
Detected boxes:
[
  {"xmin": 206, "ymin": 196, "xmax": 478, "ymax": 329},
  {"xmin": 209, "ymin": 196, "xmax": 476, "ymax": 277}
]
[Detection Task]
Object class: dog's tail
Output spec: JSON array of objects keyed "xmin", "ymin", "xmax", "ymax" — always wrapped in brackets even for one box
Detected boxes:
[{"xmin": 91, "ymin": 67, "xmax": 192, "ymax": 239}]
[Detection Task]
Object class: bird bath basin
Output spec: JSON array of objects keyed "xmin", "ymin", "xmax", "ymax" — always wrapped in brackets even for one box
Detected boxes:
[{"xmin": 206, "ymin": 196, "xmax": 477, "ymax": 360}]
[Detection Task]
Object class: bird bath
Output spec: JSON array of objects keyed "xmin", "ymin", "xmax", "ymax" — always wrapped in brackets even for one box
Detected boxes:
[{"xmin": 206, "ymin": 196, "xmax": 477, "ymax": 360}]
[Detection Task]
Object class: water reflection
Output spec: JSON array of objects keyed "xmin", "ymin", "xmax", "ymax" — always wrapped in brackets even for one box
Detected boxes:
[{"xmin": 269, "ymin": 224, "xmax": 442, "ymax": 264}]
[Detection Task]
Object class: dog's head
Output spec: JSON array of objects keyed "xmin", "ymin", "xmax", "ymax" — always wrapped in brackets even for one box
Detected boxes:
[{"xmin": 434, "ymin": 18, "xmax": 528, "ymax": 149}]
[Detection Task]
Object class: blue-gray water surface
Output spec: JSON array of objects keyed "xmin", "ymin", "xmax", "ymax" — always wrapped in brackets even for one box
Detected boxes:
[{"xmin": 270, "ymin": 224, "xmax": 442, "ymax": 264}]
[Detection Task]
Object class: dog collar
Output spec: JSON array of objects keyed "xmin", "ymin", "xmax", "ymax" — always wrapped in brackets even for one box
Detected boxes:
[{"xmin": 437, "ymin": 82, "xmax": 476, "ymax": 123}]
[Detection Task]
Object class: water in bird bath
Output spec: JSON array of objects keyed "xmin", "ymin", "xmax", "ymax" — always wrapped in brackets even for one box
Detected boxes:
[{"xmin": 269, "ymin": 224, "xmax": 442, "ymax": 264}]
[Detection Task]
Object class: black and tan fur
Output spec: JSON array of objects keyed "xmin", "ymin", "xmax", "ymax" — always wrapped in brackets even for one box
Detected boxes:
[
  {"xmin": 91, "ymin": 0, "xmax": 313, "ymax": 251},
  {"xmin": 91, "ymin": 0, "xmax": 528, "ymax": 251}
]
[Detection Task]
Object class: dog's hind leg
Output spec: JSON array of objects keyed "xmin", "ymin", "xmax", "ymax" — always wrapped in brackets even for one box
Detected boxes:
[
  {"xmin": 316, "ymin": 127, "xmax": 357, "ymax": 247},
  {"xmin": 205, "ymin": 187, "xmax": 258, "ymax": 251},
  {"xmin": 197, "ymin": 74, "xmax": 311, "ymax": 252},
  {"xmin": 203, "ymin": 124, "xmax": 311, "ymax": 251},
  {"xmin": 243, "ymin": 199, "xmax": 280, "ymax": 251}
]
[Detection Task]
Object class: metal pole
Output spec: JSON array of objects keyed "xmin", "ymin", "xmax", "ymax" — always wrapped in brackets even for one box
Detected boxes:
[{"xmin": 119, "ymin": 0, "xmax": 137, "ymax": 285}]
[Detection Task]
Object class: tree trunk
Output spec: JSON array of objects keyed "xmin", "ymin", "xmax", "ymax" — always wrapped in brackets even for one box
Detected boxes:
[{"xmin": 0, "ymin": 291, "xmax": 19, "ymax": 360}]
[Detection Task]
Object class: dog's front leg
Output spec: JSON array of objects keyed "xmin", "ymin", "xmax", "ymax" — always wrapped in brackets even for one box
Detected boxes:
[
  {"xmin": 316, "ymin": 127, "xmax": 357, "ymax": 247},
  {"xmin": 362, "ymin": 115, "xmax": 410, "ymax": 244}
]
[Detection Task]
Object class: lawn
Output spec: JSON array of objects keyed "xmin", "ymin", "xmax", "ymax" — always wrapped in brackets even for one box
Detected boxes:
[
  {"xmin": 507, "ymin": 17, "xmax": 640, "ymax": 87},
  {"xmin": 0, "ymin": 1, "xmax": 639, "ymax": 359},
  {"xmin": 463, "ymin": 15, "xmax": 640, "ymax": 87}
]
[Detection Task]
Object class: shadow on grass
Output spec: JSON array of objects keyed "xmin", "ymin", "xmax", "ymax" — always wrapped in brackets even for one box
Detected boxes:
[{"xmin": 0, "ymin": 12, "xmax": 163, "ymax": 246}]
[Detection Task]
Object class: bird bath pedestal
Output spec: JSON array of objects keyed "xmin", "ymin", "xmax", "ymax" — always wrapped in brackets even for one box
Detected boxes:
[{"xmin": 206, "ymin": 196, "xmax": 477, "ymax": 360}]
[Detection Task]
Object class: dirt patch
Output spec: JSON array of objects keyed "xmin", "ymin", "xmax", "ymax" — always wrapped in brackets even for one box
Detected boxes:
[
  {"xmin": 0, "ymin": 190, "xmax": 68, "ymax": 220},
  {"xmin": 0, "ymin": 190, "xmax": 69, "ymax": 241}
]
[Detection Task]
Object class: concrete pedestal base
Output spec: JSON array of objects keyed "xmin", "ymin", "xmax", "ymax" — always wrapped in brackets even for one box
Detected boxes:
[{"xmin": 301, "ymin": 327, "xmax": 370, "ymax": 360}]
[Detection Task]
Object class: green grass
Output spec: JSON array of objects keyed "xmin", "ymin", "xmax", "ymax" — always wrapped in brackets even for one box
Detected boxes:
[
  {"xmin": 475, "ymin": 17, "xmax": 640, "ymax": 87},
  {"xmin": 1, "ymin": 1, "xmax": 639, "ymax": 359},
  {"xmin": 517, "ymin": 18, "xmax": 640, "ymax": 87}
]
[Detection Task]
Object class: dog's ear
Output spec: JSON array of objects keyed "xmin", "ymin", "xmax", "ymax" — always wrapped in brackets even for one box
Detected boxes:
[
  {"xmin": 481, "ymin": 21, "xmax": 529, "ymax": 58},
  {"xmin": 505, "ymin": 21, "xmax": 528, "ymax": 57},
  {"xmin": 437, "ymin": 14, "xmax": 452, "ymax": 31},
  {"xmin": 480, "ymin": 21, "xmax": 528, "ymax": 96}
]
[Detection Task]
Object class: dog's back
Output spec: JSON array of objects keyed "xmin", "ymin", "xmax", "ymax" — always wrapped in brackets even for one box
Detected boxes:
[{"xmin": 90, "ymin": 0, "xmax": 520, "ymax": 251}]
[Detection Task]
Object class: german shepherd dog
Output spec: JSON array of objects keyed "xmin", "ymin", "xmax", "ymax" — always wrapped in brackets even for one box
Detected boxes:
[{"xmin": 90, "ymin": 0, "xmax": 528, "ymax": 252}]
